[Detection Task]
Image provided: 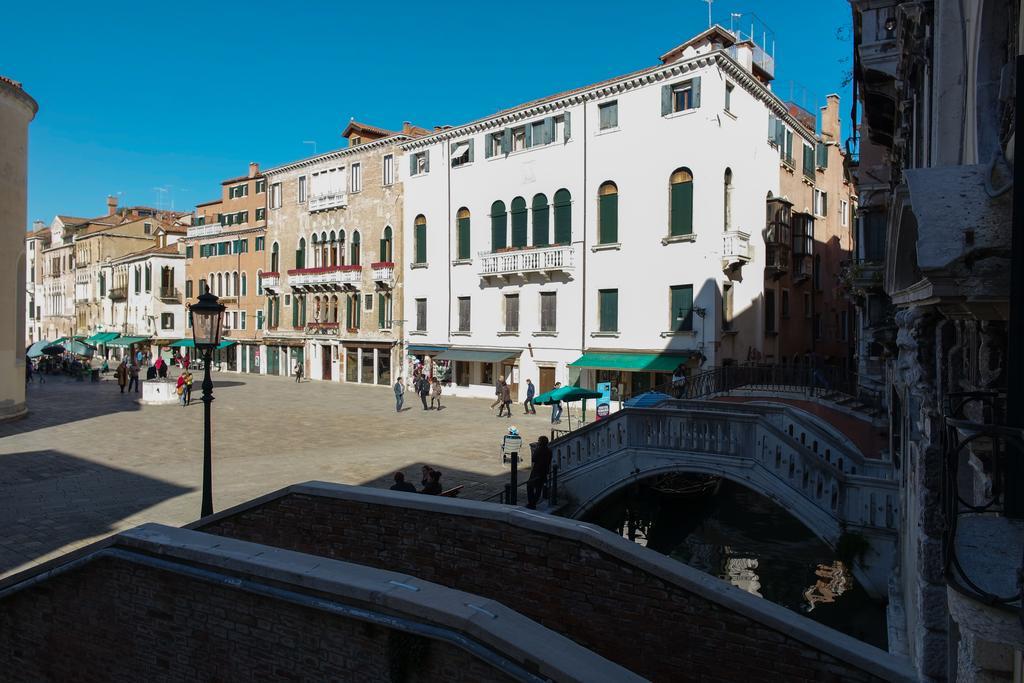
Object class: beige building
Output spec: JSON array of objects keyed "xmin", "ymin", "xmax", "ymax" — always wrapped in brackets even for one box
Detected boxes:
[
  {"xmin": 1, "ymin": 74, "xmax": 37, "ymax": 420},
  {"xmin": 262, "ymin": 121, "xmax": 426, "ymax": 382},
  {"xmin": 183, "ymin": 162, "xmax": 268, "ymax": 372},
  {"xmin": 25, "ymin": 222, "xmax": 50, "ymax": 345}
]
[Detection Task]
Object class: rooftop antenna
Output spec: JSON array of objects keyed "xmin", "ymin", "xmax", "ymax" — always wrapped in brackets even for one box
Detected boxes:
[
  {"xmin": 703, "ymin": 0, "xmax": 714, "ymax": 28},
  {"xmin": 153, "ymin": 186, "xmax": 168, "ymax": 211},
  {"xmin": 303, "ymin": 140, "xmax": 317, "ymax": 156}
]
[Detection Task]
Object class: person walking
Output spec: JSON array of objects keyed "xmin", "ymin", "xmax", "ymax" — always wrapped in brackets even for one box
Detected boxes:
[
  {"xmin": 393, "ymin": 376, "xmax": 405, "ymax": 412},
  {"xmin": 294, "ymin": 360, "xmax": 303, "ymax": 383},
  {"xmin": 490, "ymin": 378, "xmax": 502, "ymax": 411},
  {"xmin": 523, "ymin": 378, "xmax": 536, "ymax": 415},
  {"xmin": 184, "ymin": 370, "xmax": 194, "ymax": 405},
  {"xmin": 390, "ymin": 472, "xmax": 417, "ymax": 493},
  {"xmin": 176, "ymin": 372, "xmax": 187, "ymax": 407},
  {"xmin": 497, "ymin": 379, "xmax": 513, "ymax": 418},
  {"xmin": 115, "ymin": 361, "xmax": 128, "ymax": 394},
  {"xmin": 430, "ymin": 377, "xmax": 443, "ymax": 410},
  {"xmin": 25, "ymin": 357, "xmax": 32, "ymax": 384},
  {"xmin": 526, "ymin": 435, "xmax": 553, "ymax": 509},
  {"xmin": 128, "ymin": 363, "xmax": 140, "ymax": 393},
  {"xmin": 671, "ymin": 364, "xmax": 687, "ymax": 399},
  {"xmin": 418, "ymin": 374, "xmax": 430, "ymax": 410},
  {"xmin": 550, "ymin": 382, "xmax": 563, "ymax": 424}
]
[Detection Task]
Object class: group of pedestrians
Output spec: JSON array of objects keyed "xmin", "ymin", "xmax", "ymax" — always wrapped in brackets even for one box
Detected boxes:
[
  {"xmin": 393, "ymin": 373, "xmax": 443, "ymax": 412},
  {"xmin": 390, "ymin": 465, "xmax": 445, "ymax": 495},
  {"xmin": 114, "ymin": 361, "xmax": 141, "ymax": 393},
  {"xmin": 175, "ymin": 370, "xmax": 194, "ymax": 406}
]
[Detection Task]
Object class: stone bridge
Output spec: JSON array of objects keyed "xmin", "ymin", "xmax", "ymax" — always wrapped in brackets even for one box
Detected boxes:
[{"xmin": 551, "ymin": 399, "xmax": 899, "ymax": 596}]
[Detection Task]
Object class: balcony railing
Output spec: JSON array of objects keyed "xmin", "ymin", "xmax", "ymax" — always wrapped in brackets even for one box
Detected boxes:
[
  {"xmin": 721, "ymin": 230, "xmax": 752, "ymax": 269},
  {"xmin": 260, "ymin": 272, "xmax": 281, "ymax": 291},
  {"xmin": 108, "ymin": 286, "xmax": 128, "ymax": 301},
  {"xmin": 287, "ymin": 265, "xmax": 362, "ymax": 290},
  {"xmin": 308, "ymin": 192, "xmax": 348, "ymax": 212},
  {"xmin": 159, "ymin": 287, "xmax": 182, "ymax": 302},
  {"xmin": 186, "ymin": 223, "xmax": 223, "ymax": 239},
  {"xmin": 478, "ymin": 245, "xmax": 575, "ymax": 280},
  {"xmin": 305, "ymin": 321, "xmax": 340, "ymax": 336},
  {"xmin": 371, "ymin": 262, "xmax": 395, "ymax": 287}
]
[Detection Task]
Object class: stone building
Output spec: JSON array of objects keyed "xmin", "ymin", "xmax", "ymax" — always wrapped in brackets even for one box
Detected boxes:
[
  {"xmin": 0, "ymin": 74, "xmax": 36, "ymax": 420},
  {"xmin": 262, "ymin": 121, "xmax": 427, "ymax": 383},
  {"xmin": 24, "ymin": 222, "xmax": 49, "ymax": 346},
  {"xmin": 851, "ymin": 0, "xmax": 1022, "ymax": 679},
  {"xmin": 182, "ymin": 162, "xmax": 268, "ymax": 372}
]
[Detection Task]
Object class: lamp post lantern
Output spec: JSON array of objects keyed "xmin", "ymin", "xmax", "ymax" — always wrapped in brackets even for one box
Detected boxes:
[{"xmin": 190, "ymin": 290, "xmax": 225, "ymax": 518}]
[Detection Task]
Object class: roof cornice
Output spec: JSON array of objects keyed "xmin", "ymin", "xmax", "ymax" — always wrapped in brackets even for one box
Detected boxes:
[{"xmin": 264, "ymin": 135, "xmax": 413, "ymax": 176}]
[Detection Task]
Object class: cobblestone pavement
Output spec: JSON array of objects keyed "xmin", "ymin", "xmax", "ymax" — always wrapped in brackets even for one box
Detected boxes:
[{"xmin": 1, "ymin": 370, "xmax": 553, "ymax": 579}]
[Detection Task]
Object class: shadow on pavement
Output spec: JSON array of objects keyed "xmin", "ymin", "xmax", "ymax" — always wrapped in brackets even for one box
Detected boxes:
[{"xmin": 0, "ymin": 449, "xmax": 194, "ymax": 577}]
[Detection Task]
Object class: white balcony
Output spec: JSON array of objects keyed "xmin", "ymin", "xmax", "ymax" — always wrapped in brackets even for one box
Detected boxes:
[
  {"xmin": 260, "ymin": 272, "xmax": 281, "ymax": 292},
  {"xmin": 186, "ymin": 223, "xmax": 223, "ymax": 239},
  {"xmin": 478, "ymin": 245, "xmax": 575, "ymax": 282},
  {"xmin": 721, "ymin": 230, "xmax": 752, "ymax": 270},
  {"xmin": 287, "ymin": 266, "xmax": 362, "ymax": 290},
  {"xmin": 371, "ymin": 262, "xmax": 395, "ymax": 287},
  {"xmin": 308, "ymin": 192, "xmax": 348, "ymax": 212}
]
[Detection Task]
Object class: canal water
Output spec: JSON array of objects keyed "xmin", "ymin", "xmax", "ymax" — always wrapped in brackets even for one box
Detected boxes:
[{"xmin": 582, "ymin": 477, "xmax": 887, "ymax": 649}]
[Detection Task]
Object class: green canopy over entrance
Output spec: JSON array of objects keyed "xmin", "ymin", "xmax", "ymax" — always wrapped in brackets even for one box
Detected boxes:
[
  {"xmin": 86, "ymin": 332, "xmax": 120, "ymax": 343},
  {"xmin": 105, "ymin": 336, "xmax": 151, "ymax": 347},
  {"xmin": 434, "ymin": 347, "xmax": 520, "ymax": 363},
  {"xmin": 568, "ymin": 352, "xmax": 691, "ymax": 373},
  {"xmin": 169, "ymin": 339, "xmax": 238, "ymax": 350}
]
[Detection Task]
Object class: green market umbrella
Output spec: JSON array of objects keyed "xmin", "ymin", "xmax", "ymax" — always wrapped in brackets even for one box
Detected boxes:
[
  {"xmin": 531, "ymin": 386, "xmax": 603, "ymax": 432},
  {"xmin": 26, "ymin": 339, "xmax": 50, "ymax": 359}
]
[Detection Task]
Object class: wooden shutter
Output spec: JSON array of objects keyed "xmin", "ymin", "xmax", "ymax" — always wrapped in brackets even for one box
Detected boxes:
[
  {"xmin": 300, "ymin": 296, "xmax": 307, "ymax": 326},
  {"xmin": 600, "ymin": 290, "xmax": 618, "ymax": 332},
  {"xmin": 670, "ymin": 181, "xmax": 693, "ymax": 236},
  {"xmin": 491, "ymin": 206, "xmax": 507, "ymax": 250},
  {"xmin": 774, "ymin": 119, "xmax": 786, "ymax": 148},
  {"xmin": 554, "ymin": 190, "xmax": 571, "ymax": 244},
  {"xmin": 524, "ymin": 123, "xmax": 533, "ymax": 148},
  {"xmin": 661, "ymin": 85, "xmax": 673, "ymax": 115},
  {"xmin": 423, "ymin": 150, "xmax": 430, "ymax": 173},
  {"xmin": 671, "ymin": 285, "xmax": 693, "ymax": 331},
  {"xmin": 599, "ymin": 193, "xmax": 618, "ymax": 244},
  {"xmin": 768, "ymin": 115, "xmax": 777, "ymax": 141},
  {"xmin": 816, "ymin": 142, "xmax": 828, "ymax": 169},
  {"xmin": 144, "ymin": 266, "xmax": 151, "ymax": 292},
  {"xmin": 485, "ymin": 134, "xmax": 494, "ymax": 158},
  {"xmin": 803, "ymin": 144, "xmax": 815, "ymax": 176},
  {"xmin": 346, "ymin": 295, "xmax": 352, "ymax": 329},
  {"xmin": 532, "ymin": 198, "xmax": 549, "ymax": 247},
  {"xmin": 467, "ymin": 138, "xmax": 475, "ymax": 162},
  {"xmin": 409, "ymin": 154, "xmax": 416, "ymax": 175},
  {"xmin": 415, "ymin": 224, "xmax": 426, "ymax": 264},
  {"xmin": 544, "ymin": 117, "xmax": 555, "ymax": 143},
  {"xmin": 292, "ymin": 297, "xmax": 299, "ymax": 327},
  {"xmin": 378, "ymin": 293, "xmax": 386, "ymax": 328},
  {"xmin": 563, "ymin": 111, "xmax": 571, "ymax": 141},
  {"xmin": 501, "ymin": 129, "xmax": 510, "ymax": 154},
  {"xmin": 691, "ymin": 77, "xmax": 701, "ymax": 108},
  {"xmin": 457, "ymin": 217, "xmax": 471, "ymax": 259},
  {"xmin": 511, "ymin": 198, "xmax": 527, "ymax": 247}
]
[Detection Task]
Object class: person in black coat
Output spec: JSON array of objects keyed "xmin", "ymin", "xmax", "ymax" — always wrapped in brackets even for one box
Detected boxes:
[
  {"xmin": 526, "ymin": 436, "xmax": 553, "ymax": 509},
  {"xmin": 418, "ymin": 375, "xmax": 430, "ymax": 410},
  {"xmin": 390, "ymin": 472, "xmax": 417, "ymax": 493}
]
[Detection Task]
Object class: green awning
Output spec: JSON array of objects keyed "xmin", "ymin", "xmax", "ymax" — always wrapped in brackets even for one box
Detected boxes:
[
  {"xmin": 435, "ymin": 348, "xmax": 521, "ymax": 363},
  {"xmin": 105, "ymin": 336, "xmax": 151, "ymax": 347},
  {"xmin": 169, "ymin": 339, "xmax": 237, "ymax": 349},
  {"xmin": 569, "ymin": 352, "xmax": 691, "ymax": 372},
  {"xmin": 86, "ymin": 332, "xmax": 120, "ymax": 343},
  {"xmin": 408, "ymin": 344, "xmax": 449, "ymax": 354}
]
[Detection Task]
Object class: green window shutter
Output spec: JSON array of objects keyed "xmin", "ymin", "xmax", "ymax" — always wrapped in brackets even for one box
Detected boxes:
[
  {"xmin": 671, "ymin": 285, "xmax": 694, "ymax": 331},
  {"xmin": 768, "ymin": 114, "xmax": 777, "ymax": 140},
  {"xmin": 415, "ymin": 224, "xmax": 426, "ymax": 264},
  {"xmin": 485, "ymin": 134, "xmax": 494, "ymax": 159},
  {"xmin": 292, "ymin": 297, "xmax": 299, "ymax": 327},
  {"xmin": 599, "ymin": 290, "xmax": 618, "ymax": 332},
  {"xmin": 346, "ymin": 296, "xmax": 352, "ymax": 328},
  {"xmin": 544, "ymin": 117, "xmax": 555, "ymax": 144},
  {"xmin": 511, "ymin": 198, "xmax": 527, "ymax": 247},
  {"xmin": 774, "ymin": 119, "xmax": 786, "ymax": 148},
  {"xmin": 554, "ymin": 189, "xmax": 571, "ymax": 244},
  {"xmin": 467, "ymin": 138, "xmax": 475, "ymax": 163},
  {"xmin": 816, "ymin": 142, "xmax": 829, "ymax": 168},
  {"xmin": 423, "ymin": 150, "xmax": 430, "ymax": 173},
  {"xmin": 301, "ymin": 296, "xmax": 307, "ymax": 326},
  {"xmin": 144, "ymin": 266, "xmax": 151, "ymax": 292},
  {"xmin": 691, "ymin": 77, "xmax": 701, "ymax": 108},
  {"xmin": 409, "ymin": 154, "xmax": 416, "ymax": 176},
  {"xmin": 661, "ymin": 85, "xmax": 673, "ymax": 116},
  {"xmin": 501, "ymin": 129, "xmax": 510, "ymax": 154},
  {"xmin": 599, "ymin": 193, "xmax": 618, "ymax": 244},
  {"xmin": 670, "ymin": 181, "xmax": 693, "ymax": 236},
  {"xmin": 379, "ymin": 237, "xmax": 387, "ymax": 261},
  {"xmin": 524, "ymin": 123, "xmax": 533, "ymax": 148},
  {"xmin": 354, "ymin": 296, "xmax": 361, "ymax": 328},
  {"xmin": 457, "ymin": 217, "xmax": 471, "ymax": 259},
  {"xmin": 378, "ymin": 293, "xmax": 385, "ymax": 328},
  {"xmin": 491, "ymin": 203, "xmax": 507, "ymax": 250},
  {"xmin": 803, "ymin": 145, "xmax": 815, "ymax": 176},
  {"xmin": 563, "ymin": 111, "xmax": 571, "ymax": 141},
  {"xmin": 241, "ymin": 275, "xmax": 247, "ymax": 296},
  {"xmin": 532, "ymin": 198, "xmax": 549, "ymax": 247}
]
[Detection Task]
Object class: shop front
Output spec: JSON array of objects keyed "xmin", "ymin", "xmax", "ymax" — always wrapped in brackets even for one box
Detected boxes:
[
  {"xmin": 342, "ymin": 341, "xmax": 395, "ymax": 385},
  {"xmin": 433, "ymin": 347, "xmax": 523, "ymax": 399},
  {"xmin": 569, "ymin": 351, "xmax": 693, "ymax": 402},
  {"xmin": 405, "ymin": 344, "xmax": 449, "ymax": 385}
]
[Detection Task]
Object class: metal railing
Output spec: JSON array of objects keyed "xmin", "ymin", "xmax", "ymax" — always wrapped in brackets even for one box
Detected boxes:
[{"xmin": 159, "ymin": 287, "xmax": 181, "ymax": 301}]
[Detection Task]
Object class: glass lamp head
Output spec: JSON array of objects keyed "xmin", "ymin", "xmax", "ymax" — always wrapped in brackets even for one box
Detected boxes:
[{"xmin": 191, "ymin": 291, "xmax": 225, "ymax": 350}]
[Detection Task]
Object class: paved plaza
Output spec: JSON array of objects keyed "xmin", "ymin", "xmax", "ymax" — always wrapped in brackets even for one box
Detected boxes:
[{"xmin": 0, "ymin": 370, "xmax": 556, "ymax": 579}]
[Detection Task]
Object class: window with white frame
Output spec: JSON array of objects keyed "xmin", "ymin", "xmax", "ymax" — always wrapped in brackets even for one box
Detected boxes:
[
  {"xmin": 450, "ymin": 140, "xmax": 472, "ymax": 168},
  {"xmin": 412, "ymin": 152, "xmax": 428, "ymax": 176},
  {"xmin": 814, "ymin": 189, "xmax": 828, "ymax": 217},
  {"xmin": 298, "ymin": 175, "xmax": 307, "ymax": 203},
  {"xmin": 383, "ymin": 154, "xmax": 395, "ymax": 185},
  {"xmin": 161, "ymin": 312, "xmax": 174, "ymax": 329},
  {"xmin": 488, "ymin": 132, "xmax": 503, "ymax": 157},
  {"xmin": 511, "ymin": 127, "xmax": 526, "ymax": 152},
  {"xmin": 255, "ymin": 179, "xmax": 266, "ymax": 194},
  {"xmin": 270, "ymin": 183, "xmax": 282, "ymax": 209},
  {"xmin": 598, "ymin": 101, "xmax": 618, "ymax": 130},
  {"xmin": 351, "ymin": 163, "xmax": 362, "ymax": 192},
  {"xmin": 229, "ymin": 184, "xmax": 248, "ymax": 199},
  {"xmin": 310, "ymin": 167, "xmax": 344, "ymax": 198},
  {"xmin": 539, "ymin": 292, "xmax": 556, "ymax": 332}
]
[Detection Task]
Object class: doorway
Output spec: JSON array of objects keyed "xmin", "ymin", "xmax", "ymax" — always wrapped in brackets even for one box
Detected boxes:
[
  {"xmin": 322, "ymin": 344, "xmax": 332, "ymax": 381},
  {"xmin": 502, "ymin": 362, "xmax": 519, "ymax": 401},
  {"xmin": 267, "ymin": 347, "xmax": 280, "ymax": 376},
  {"xmin": 539, "ymin": 366, "xmax": 555, "ymax": 394}
]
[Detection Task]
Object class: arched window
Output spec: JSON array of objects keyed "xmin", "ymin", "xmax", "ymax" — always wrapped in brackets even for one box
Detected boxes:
[
  {"xmin": 271, "ymin": 242, "xmax": 280, "ymax": 272},
  {"xmin": 256, "ymin": 270, "xmax": 263, "ymax": 295},
  {"xmin": 330, "ymin": 294, "xmax": 339, "ymax": 323},
  {"xmin": 311, "ymin": 234, "xmax": 319, "ymax": 267},
  {"xmin": 351, "ymin": 230, "xmax": 361, "ymax": 265},
  {"xmin": 490, "ymin": 201, "xmax": 507, "ymax": 250},
  {"xmin": 414, "ymin": 215, "xmax": 427, "ymax": 264},
  {"xmin": 232, "ymin": 271, "xmax": 239, "ymax": 297},
  {"xmin": 296, "ymin": 237, "xmax": 306, "ymax": 269},
  {"xmin": 241, "ymin": 272, "xmax": 247, "ymax": 296},
  {"xmin": 216, "ymin": 272, "xmax": 223, "ymax": 296},
  {"xmin": 322, "ymin": 231, "xmax": 330, "ymax": 267},
  {"xmin": 510, "ymin": 197, "xmax": 527, "ymax": 248},
  {"xmin": 456, "ymin": 208, "xmax": 471, "ymax": 260},
  {"xmin": 553, "ymin": 189, "xmax": 571, "ymax": 244},
  {"xmin": 380, "ymin": 226, "xmax": 393, "ymax": 263},
  {"xmin": 723, "ymin": 168, "xmax": 733, "ymax": 231},
  {"xmin": 532, "ymin": 194, "xmax": 549, "ymax": 247},
  {"xmin": 669, "ymin": 168, "xmax": 693, "ymax": 236},
  {"xmin": 598, "ymin": 181, "xmax": 618, "ymax": 244},
  {"xmin": 337, "ymin": 230, "xmax": 346, "ymax": 266}
]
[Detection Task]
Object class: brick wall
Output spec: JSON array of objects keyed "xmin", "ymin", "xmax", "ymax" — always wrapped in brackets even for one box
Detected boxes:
[
  {"xmin": 200, "ymin": 492, "xmax": 892, "ymax": 682},
  {"xmin": 0, "ymin": 555, "xmax": 512, "ymax": 683}
]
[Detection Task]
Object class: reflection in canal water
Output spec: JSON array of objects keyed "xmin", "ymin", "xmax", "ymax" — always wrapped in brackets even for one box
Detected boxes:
[{"xmin": 583, "ymin": 476, "xmax": 887, "ymax": 648}]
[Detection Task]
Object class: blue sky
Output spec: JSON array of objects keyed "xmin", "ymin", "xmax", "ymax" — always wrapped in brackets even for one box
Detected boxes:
[{"xmin": 4, "ymin": 1, "xmax": 854, "ymax": 227}]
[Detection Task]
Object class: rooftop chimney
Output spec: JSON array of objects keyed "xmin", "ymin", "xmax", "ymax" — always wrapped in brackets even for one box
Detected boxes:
[
  {"xmin": 33, "ymin": 220, "xmax": 44, "ymax": 232},
  {"xmin": 248, "ymin": 162, "xmax": 259, "ymax": 178},
  {"xmin": 107, "ymin": 195, "xmax": 118, "ymax": 215},
  {"xmin": 820, "ymin": 94, "xmax": 842, "ymax": 144}
]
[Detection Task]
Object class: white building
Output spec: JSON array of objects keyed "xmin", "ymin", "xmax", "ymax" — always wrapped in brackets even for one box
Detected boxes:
[
  {"xmin": 400, "ymin": 26, "xmax": 800, "ymax": 400},
  {"xmin": 105, "ymin": 239, "xmax": 186, "ymax": 358}
]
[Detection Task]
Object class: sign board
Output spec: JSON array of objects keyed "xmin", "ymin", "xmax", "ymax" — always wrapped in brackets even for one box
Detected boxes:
[{"xmin": 596, "ymin": 382, "xmax": 612, "ymax": 421}]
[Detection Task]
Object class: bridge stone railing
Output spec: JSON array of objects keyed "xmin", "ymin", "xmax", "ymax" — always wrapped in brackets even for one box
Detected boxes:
[{"xmin": 551, "ymin": 403, "xmax": 898, "ymax": 534}]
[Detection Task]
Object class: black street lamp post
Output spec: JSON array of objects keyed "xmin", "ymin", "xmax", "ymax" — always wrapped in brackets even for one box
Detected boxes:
[{"xmin": 190, "ymin": 290, "xmax": 225, "ymax": 518}]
